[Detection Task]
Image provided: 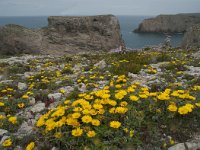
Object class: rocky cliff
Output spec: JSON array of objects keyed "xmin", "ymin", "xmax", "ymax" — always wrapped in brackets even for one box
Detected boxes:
[
  {"xmin": 0, "ymin": 15, "xmax": 124, "ymax": 55},
  {"xmin": 181, "ymin": 24, "xmax": 200, "ymax": 49},
  {"xmin": 134, "ymin": 13, "xmax": 200, "ymax": 33},
  {"xmin": 0, "ymin": 24, "xmax": 42, "ymax": 55}
]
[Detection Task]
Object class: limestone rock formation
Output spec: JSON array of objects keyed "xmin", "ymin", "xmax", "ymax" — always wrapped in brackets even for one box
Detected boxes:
[
  {"xmin": 134, "ymin": 13, "xmax": 200, "ymax": 33},
  {"xmin": 0, "ymin": 24, "xmax": 41, "ymax": 55},
  {"xmin": 0, "ymin": 15, "xmax": 124, "ymax": 55},
  {"xmin": 181, "ymin": 24, "xmax": 200, "ymax": 49}
]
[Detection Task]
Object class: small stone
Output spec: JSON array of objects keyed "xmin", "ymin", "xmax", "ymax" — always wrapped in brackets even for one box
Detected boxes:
[
  {"xmin": 168, "ymin": 143, "xmax": 186, "ymax": 150},
  {"xmin": 59, "ymin": 86, "xmax": 74, "ymax": 95},
  {"xmin": 48, "ymin": 93, "xmax": 62, "ymax": 101},
  {"xmin": 17, "ymin": 122, "xmax": 33, "ymax": 137},
  {"xmin": 0, "ymin": 129, "xmax": 8, "ymax": 137},
  {"xmin": 55, "ymin": 81, "xmax": 62, "ymax": 85},
  {"xmin": 18, "ymin": 82, "xmax": 27, "ymax": 90},
  {"xmin": 29, "ymin": 97, "xmax": 36, "ymax": 105},
  {"xmin": 24, "ymin": 72, "xmax": 35, "ymax": 78},
  {"xmin": 185, "ymin": 142, "xmax": 200, "ymax": 150},
  {"xmin": 14, "ymin": 146, "xmax": 23, "ymax": 150},
  {"xmin": 48, "ymin": 101, "xmax": 60, "ymax": 109},
  {"xmin": 78, "ymin": 83, "xmax": 87, "ymax": 93},
  {"xmin": 25, "ymin": 111, "xmax": 34, "ymax": 119},
  {"xmin": 30, "ymin": 102, "xmax": 45, "ymax": 113},
  {"xmin": 94, "ymin": 60, "xmax": 107, "ymax": 69},
  {"xmin": 0, "ymin": 80, "xmax": 13, "ymax": 84},
  {"xmin": 73, "ymin": 64, "xmax": 83, "ymax": 73},
  {"xmin": 51, "ymin": 147, "xmax": 58, "ymax": 150}
]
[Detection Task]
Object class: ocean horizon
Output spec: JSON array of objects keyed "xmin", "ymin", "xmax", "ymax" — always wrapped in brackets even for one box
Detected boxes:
[{"xmin": 0, "ymin": 15, "xmax": 184, "ymax": 49}]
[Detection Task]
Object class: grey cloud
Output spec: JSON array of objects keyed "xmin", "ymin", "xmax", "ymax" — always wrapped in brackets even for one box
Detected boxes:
[{"xmin": 0, "ymin": 0, "xmax": 199, "ymax": 16}]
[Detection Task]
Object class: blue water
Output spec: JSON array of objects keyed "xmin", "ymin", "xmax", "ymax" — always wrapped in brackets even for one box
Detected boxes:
[{"xmin": 0, "ymin": 16, "xmax": 184, "ymax": 49}]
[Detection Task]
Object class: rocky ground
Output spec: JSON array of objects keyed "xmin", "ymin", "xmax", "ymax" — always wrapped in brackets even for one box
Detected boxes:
[{"xmin": 0, "ymin": 48, "xmax": 200, "ymax": 150}]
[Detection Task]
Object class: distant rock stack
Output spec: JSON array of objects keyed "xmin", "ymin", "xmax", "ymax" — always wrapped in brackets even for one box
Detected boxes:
[
  {"xmin": 0, "ymin": 15, "xmax": 125, "ymax": 55},
  {"xmin": 181, "ymin": 24, "xmax": 200, "ymax": 49},
  {"xmin": 134, "ymin": 13, "xmax": 200, "ymax": 33}
]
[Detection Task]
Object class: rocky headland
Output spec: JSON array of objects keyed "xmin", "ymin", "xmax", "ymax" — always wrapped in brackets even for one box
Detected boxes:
[
  {"xmin": 181, "ymin": 24, "xmax": 200, "ymax": 49},
  {"xmin": 0, "ymin": 15, "xmax": 124, "ymax": 55},
  {"xmin": 134, "ymin": 13, "xmax": 200, "ymax": 33}
]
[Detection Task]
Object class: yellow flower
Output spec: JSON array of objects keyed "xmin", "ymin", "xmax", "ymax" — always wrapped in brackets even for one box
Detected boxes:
[
  {"xmin": 82, "ymin": 115, "xmax": 92, "ymax": 123},
  {"xmin": 8, "ymin": 116, "xmax": 17, "ymax": 124},
  {"xmin": 167, "ymin": 104, "xmax": 177, "ymax": 112},
  {"xmin": 115, "ymin": 84, "xmax": 122, "ymax": 89},
  {"xmin": 92, "ymin": 119, "xmax": 100, "ymax": 126},
  {"xmin": 59, "ymin": 89, "xmax": 65, "ymax": 94},
  {"xmin": 115, "ymin": 107, "xmax": 128, "ymax": 114},
  {"xmin": 139, "ymin": 94, "xmax": 148, "ymax": 99},
  {"xmin": 87, "ymin": 130, "xmax": 96, "ymax": 137},
  {"xmin": 195, "ymin": 103, "xmax": 200, "ymax": 107},
  {"xmin": 178, "ymin": 104, "xmax": 194, "ymax": 115},
  {"xmin": 120, "ymin": 101, "xmax": 128, "ymax": 107},
  {"xmin": 1, "ymin": 89, "xmax": 7, "ymax": 93},
  {"xmin": 2, "ymin": 138, "xmax": 12, "ymax": 147},
  {"xmin": 130, "ymin": 130, "xmax": 134, "ymax": 137},
  {"xmin": 0, "ymin": 102, "xmax": 5, "ymax": 106},
  {"xmin": 0, "ymin": 115, "xmax": 6, "ymax": 120},
  {"xmin": 26, "ymin": 91, "xmax": 33, "ymax": 95},
  {"xmin": 54, "ymin": 132, "xmax": 62, "ymax": 139},
  {"xmin": 170, "ymin": 139, "xmax": 175, "ymax": 145},
  {"xmin": 108, "ymin": 100, "xmax": 117, "ymax": 106},
  {"xmin": 93, "ymin": 104, "xmax": 103, "ymax": 110},
  {"xmin": 123, "ymin": 128, "xmax": 129, "ymax": 133},
  {"xmin": 26, "ymin": 142, "xmax": 35, "ymax": 150},
  {"xmin": 51, "ymin": 107, "xmax": 65, "ymax": 117},
  {"xmin": 22, "ymin": 95, "xmax": 29, "ymax": 99},
  {"xmin": 64, "ymin": 100, "xmax": 71, "ymax": 105},
  {"xmin": 130, "ymin": 95, "xmax": 139, "ymax": 101},
  {"xmin": 72, "ymin": 113, "xmax": 81, "ymax": 119},
  {"xmin": 72, "ymin": 127, "xmax": 83, "ymax": 137},
  {"xmin": 110, "ymin": 121, "xmax": 121, "ymax": 129},
  {"xmin": 115, "ymin": 90, "xmax": 127, "ymax": 100},
  {"xmin": 109, "ymin": 107, "xmax": 116, "ymax": 114},
  {"xmin": 18, "ymin": 103, "xmax": 25, "ymax": 108},
  {"xmin": 157, "ymin": 92, "xmax": 170, "ymax": 100},
  {"xmin": 115, "ymin": 93, "xmax": 124, "ymax": 100}
]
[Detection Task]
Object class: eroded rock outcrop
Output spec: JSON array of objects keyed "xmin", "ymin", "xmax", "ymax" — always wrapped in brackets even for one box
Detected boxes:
[
  {"xmin": 181, "ymin": 24, "xmax": 200, "ymax": 49},
  {"xmin": 0, "ymin": 15, "xmax": 124, "ymax": 55},
  {"xmin": 0, "ymin": 24, "xmax": 42, "ymax": 55},
  {"xmin": 134, "ymin": 13, "xmax": 200, "ymax": 33}
]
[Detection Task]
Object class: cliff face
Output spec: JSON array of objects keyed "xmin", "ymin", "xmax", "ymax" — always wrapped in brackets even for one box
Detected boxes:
[
  {"xmin": 0, "ymin": 24, "xmax": 42, "ymax": 55},
  {"xmin": 181, "ymin": 24, "xmax": 200, "ymax": 49},
  {"xmin": 134, "ymin": 13, "xmax": 200, "ymax": 33},
  {"xmin": 0, "ymin": 15, "xmax": 124, "ymax": 55}
]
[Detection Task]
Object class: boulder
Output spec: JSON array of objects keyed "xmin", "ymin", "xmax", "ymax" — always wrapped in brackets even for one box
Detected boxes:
[
  {"xmin": 181, "ymin": 24, "xmax": 200, "ymax": 49},
  {"xmin": 134, "ymin": 13, "xmax": 200, "ymax": 33}
]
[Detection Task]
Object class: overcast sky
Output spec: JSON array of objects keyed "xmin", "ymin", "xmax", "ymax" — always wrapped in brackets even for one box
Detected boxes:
[{"xmin": 0, "ymin": 0, "xmax": 199, "ymax": 16}]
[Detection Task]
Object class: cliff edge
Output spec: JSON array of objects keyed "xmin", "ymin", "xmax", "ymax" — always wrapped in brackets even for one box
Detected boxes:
[
  {"xmin": 134, "ymin": 13, "xmax": 200, "ymax": 33},
  {"xmin": 181, "ymin": 24, "xmax": 200, "ymax": 49},
  {"xmin": 0, "ymin": 15, "xmax": 124, "ymax": 55}
]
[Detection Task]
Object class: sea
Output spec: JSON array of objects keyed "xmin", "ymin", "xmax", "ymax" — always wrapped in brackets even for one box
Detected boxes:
[{"xmin": 0, "ymin": 16, "xmax": 184, "ymax": 49}]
